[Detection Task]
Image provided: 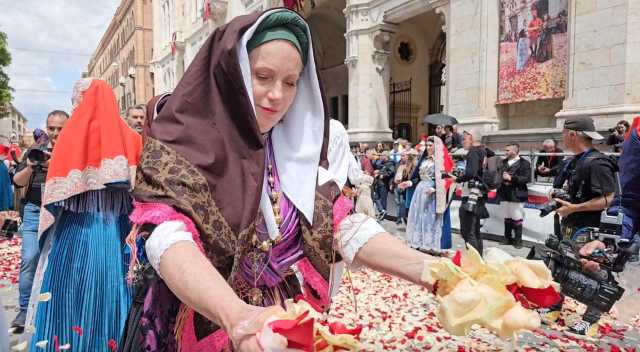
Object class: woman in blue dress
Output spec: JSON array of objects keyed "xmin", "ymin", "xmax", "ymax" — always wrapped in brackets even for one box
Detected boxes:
[
  {"xmin": 401, "ymin": 137, "xmax": 452, "ymax": 253},
  {"xmin": 25, "ymin": 79, "xmax": 142, "ymax": 351}
]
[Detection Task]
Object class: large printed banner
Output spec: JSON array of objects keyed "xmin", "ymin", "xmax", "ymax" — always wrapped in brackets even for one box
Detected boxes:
[{"xmin": 498, "ymin": 0, "xmax": 568, "ymax": 104}]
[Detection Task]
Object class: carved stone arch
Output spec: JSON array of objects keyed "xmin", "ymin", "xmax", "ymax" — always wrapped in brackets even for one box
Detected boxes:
[{"xmin": 431, "ymin": 31, "xmax": 446, "ymax": 66}]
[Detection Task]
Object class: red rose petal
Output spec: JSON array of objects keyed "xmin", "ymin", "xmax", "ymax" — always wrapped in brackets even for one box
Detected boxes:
[{"xmin": 108, "ymin": 339, "xmax": 118, "ymax": 352}]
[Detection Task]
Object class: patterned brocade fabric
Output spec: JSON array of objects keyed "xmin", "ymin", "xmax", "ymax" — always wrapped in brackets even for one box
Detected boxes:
[
  {"xmin": 129, "ymin": 137, "xmax": 341, "ymax": 345},
  {"xmin": 134, "ymin": 137, "xmax": 237, "ymax": 277}
]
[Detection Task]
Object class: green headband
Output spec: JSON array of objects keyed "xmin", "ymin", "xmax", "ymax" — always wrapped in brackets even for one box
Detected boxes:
[{"xmin": 246, "ymin": 10, "xmax": 309, "ymax": 66}]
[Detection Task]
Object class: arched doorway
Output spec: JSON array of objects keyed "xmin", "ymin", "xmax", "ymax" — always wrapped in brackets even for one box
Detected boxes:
[{"xmin": 388, "ymin": 10, "xmax": 445, "ymax": 142}]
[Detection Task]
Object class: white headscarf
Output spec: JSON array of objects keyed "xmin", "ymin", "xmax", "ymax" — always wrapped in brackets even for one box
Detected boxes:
[{"xmin": 237, "ymin": 10, "xmax": 325, "ymax": 232}]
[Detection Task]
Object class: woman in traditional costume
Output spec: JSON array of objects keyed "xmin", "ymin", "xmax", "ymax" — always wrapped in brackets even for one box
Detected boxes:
[
  {"xmin": 26, "ymin": 79, "xmax": 142, "ymax": 351},
  {"xmin": 402, "ymin": 137, "xmax": 453, "ymax": 254},
  {"xmin": 516, "ymin": 28, "xmax": 530, "ymax": 72},
  {"xmin": 120, "ymin": 9, "xmax": 437, "ymax": 351},
  {"xmin": 536, "ymin": 14, "xmax": 554, "ymax": 62}
]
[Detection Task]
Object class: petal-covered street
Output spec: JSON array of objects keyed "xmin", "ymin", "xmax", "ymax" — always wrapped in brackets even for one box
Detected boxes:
[{"xmin": 4, "ymin": 223, "xmax": 639, "ymax": 351}]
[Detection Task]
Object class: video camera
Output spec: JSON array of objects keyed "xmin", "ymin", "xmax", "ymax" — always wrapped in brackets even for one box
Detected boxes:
[
  {"xmin": 528, "ymin": 212, "xmax": 638, "ymax": 314},
  {"xmin": 26, "ymin": 148, "xmax": 50, "ymax": 169},
  {"xmin": 539, "ymin": 189, "xmax": 571, "ymax": 217}
]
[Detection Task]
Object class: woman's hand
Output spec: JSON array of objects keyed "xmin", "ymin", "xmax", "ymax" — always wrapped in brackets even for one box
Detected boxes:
[
  {"xmin": 425, "ymin": 187, "xmax": 435, "ymax": 195},
  {"xmin": 228, "ymin": 304, "xmax": 285, "ymax": 351},
  {"xmin": 156, "ymin": 241, "xmax": 282, "ymax": 352}
]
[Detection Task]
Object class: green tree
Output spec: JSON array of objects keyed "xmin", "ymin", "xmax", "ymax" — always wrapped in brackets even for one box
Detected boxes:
[{"xmin": 0, "ymin": 31, "xmax": 12, "ymax": 112}]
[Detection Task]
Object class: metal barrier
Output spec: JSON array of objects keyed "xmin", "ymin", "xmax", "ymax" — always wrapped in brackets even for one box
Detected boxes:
[{"xmin": 450, "ymin": 151, "xmax": 620, "ymax": 187}]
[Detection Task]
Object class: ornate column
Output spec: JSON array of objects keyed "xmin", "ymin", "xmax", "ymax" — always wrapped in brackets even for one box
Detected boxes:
[
  {"xmin": 446, "ymin": 0, "xmax": 499, "ymax": 134},
  {"xmin": 344, "ymin": 1, "xmax": 396, "ymax": 142},
  {"xmin": 434, "ymin": 5, "xmax": 449, "ymax": 113}
]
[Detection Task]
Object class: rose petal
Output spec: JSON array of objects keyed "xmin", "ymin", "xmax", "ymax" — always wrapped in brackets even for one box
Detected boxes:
[
  {"xmin": 35, "ymin": 340, "xmax": 48, "ymax": 349},
  {"xmin": 38, "ymin": 292, "xmax": 52, "ymax": 302}
]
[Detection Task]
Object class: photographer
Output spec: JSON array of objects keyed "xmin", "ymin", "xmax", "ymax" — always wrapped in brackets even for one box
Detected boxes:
[
  {"xmin": 10, "ymin": 110, "xmax": 68, "ymax": 333},
  {"xmin": 497, "ymin": 143, "xmax": 531, "ymax": 249},
  {"xmin": 455, "ymin": 129, "xmax": 490, "ymax": 255},
  {"xmin": 606, "ymin": 120, "xmax": 629, "ymax": 153},
  {"xmin": 542, "ymin": 116, "xmax": 617, "ymax": 336}
]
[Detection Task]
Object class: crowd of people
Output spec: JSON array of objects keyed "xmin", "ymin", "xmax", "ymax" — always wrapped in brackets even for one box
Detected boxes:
[
  {"xmin": 349, "ymin": 128, "xmax": 463, "ymax": 256},
  {"xmin": 0, "ymin": 8, "xmax": 638, "ymax": 352}
]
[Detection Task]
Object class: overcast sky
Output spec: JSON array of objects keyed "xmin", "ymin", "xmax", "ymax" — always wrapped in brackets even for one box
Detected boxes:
[{"xmin": 0, "ymin": 0, "xmax": 120, "ymax": 129}]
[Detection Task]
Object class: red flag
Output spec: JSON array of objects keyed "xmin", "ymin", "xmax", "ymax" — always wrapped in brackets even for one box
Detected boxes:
[
  {"xmin": 170, "ymin": 32, "xmax": 177, "ymax": 56},
  {"xmin": 203, "ymin": 0, "xmax": 211, "ymax": 22}
]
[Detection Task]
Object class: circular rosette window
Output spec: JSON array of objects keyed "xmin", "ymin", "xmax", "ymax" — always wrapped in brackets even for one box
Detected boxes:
[{"xmin": 393, "ymin": 34, "xmax": 417, "ymax": 65}]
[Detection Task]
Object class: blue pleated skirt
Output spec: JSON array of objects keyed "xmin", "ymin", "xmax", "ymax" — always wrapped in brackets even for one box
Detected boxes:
[{"xmin": 29, "ymin": 211, "xmax": 132, "ymax": 351}]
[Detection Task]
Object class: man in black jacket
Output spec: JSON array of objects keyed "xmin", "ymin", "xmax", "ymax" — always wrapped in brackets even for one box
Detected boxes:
[
  {"xmin": 456, "ymin": 130, "xmax": 490, "ymax": 255},
  {"xmin": 535, "ymin": 139, "xmax": 563, "ymax": 179},
  {"xmin": 605, "ymin": 120, "xmax": 628, "ymax": 153},
  {"xmin": 497, "ymin": 143, "xmax": 531, "ymax": 248},
  {"xmin": 373, "ymin": 151, "xmax": 395, "ymax": 219}
]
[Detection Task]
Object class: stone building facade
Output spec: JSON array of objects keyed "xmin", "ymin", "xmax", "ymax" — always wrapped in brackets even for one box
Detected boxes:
[
  {"xmin": 151, "ymin": 0, "xmax": 287, "ymax": 95},
  {"xmin": 86, "ymin": 0, "xmax": 154, "ymax": 115},
  {"xmin": 151, "ymin": 0, "xmax": 640, "ymax": 145},
  {"xmin": 0, "ymin": 103, "xmax": 27, "ymax": 145}
]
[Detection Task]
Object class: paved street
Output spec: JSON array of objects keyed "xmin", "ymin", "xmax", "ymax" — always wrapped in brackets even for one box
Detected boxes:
[{"xmin": 2, "ymin": 221, "xmax": 639, "ymax": 351}]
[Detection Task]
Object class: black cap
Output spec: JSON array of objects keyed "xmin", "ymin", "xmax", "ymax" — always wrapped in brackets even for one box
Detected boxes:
[{"xmin": 563, "ymin": 116, "xmax": 604, "ymax": 140}]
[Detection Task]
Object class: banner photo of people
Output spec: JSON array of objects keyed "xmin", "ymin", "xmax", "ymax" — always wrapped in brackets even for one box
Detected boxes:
[{"xmin": 498, "ymin": 0, "xmax": 568, "ymax": 104}]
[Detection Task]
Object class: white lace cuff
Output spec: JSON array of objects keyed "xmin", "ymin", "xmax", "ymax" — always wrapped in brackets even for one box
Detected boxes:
[
  {"xmin": 145, "ymin": 220, "xmax": 196, "ymax": 277},
  {"xmin": 335, "ymin": 213, "xmax": 386, "ymax": 271}
]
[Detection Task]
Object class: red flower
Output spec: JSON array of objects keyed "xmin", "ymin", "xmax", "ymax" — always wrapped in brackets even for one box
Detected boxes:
[{"xmin": 108, "ymin": 339, "xmax": 118, "ymax": 351}]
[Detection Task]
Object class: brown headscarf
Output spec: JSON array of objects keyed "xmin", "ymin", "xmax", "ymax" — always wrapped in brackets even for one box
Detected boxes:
[{"xmin": 134, "ymin": 9, "xmax": 330, "ymax": 262}]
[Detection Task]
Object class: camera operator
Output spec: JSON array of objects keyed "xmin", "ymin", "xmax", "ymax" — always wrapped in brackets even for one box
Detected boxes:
[
  {"xmin": 497, "ymin": 143, "xmax": 531, "ymax": 249},
  {"xmin": 10, "ymin": 110, "xmax": 68, "ymax": 333},
  {"xmin": 606, "ymin": 120, "xmax": 629, "ymax": 153},
  {"xmin": 541, "ymin": 116, "xmax": 617, "ymax": 336},
  {"xmin": 455, "ymin": 129, "xmax": 490, "ymax": 255}
]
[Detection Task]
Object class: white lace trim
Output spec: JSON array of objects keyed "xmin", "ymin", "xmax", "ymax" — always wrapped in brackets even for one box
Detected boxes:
[
  {"xmin": 43, "ymin": 156, "xmax": 135, "ymax": 205},
  {"xmin": 38, "ymin": 155, "xmax": 137, "ymax": 236}
]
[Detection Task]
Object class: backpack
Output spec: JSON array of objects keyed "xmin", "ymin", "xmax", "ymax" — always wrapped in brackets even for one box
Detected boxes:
[{"xmin": 482, "ymin": 155, "xmax": 503, "ymax": 190}]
